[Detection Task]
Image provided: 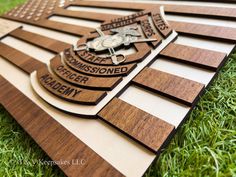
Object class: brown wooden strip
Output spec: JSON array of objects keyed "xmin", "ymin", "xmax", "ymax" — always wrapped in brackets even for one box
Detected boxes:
[
  {"xmin": 87, "ymin": 1, "xmax": 236, "ymax": 20},
  {"xmin": 0, "ymin": 76, "xmax": 123, "ymax": 177},
  {"xmin": 71, "ymin": 1, "xmax": 150, "ymax": 10},
  {"xmin": 41, "ymin": 20, "xmax": 93, "ymax": 36},
  {"xmin": 1, "ymin": 17, "xmax": 93, "ymax": 36},
  {"xmin": 50, "ymin": 56, "xmax": 122, "ymax": 90},
  {"xmin": 9, "ymin": 28, "xmax": 71, "ymax": 53},
  {"xmin": 138, "ymin": 15, "xmax": 162, "ymax": 48},
  {"xmin": 132, "ymin": 68, "xmax": 204, "ymax": 106},
  {"xmin": 151, "ymin": 10, "xmax": 172, "ymax": 38},
  {"xmin": 163, "ymin": 5, "xmax": 236, "ymax": 20},
  {"xmin": 0, "ymin": 42, "xmax": 45, "ymax": 74},
  {"xmin": 73, "ymin": 0, "xmax": 236, "ymax": 19},
  {"xmin": 160, "ymin": 43, "xmax": 227, "ymax": 71},
  {"xmin": 98, "ymin": 97, "xmax": 175, "ymax": 153},
  {"xmin": 37, "ymin": 66, "xmax": 107, "ymax": 105},
  {"xmin": 64, "ymin": 48, "xmax": 137, "ymax": 77},
  {"xmin": 54, "ymin": 8, "xmax": 120, "ymax": 22},
  {"xmin": 170, "ymin": 21, "xmax": 236, "ymax": 42}
]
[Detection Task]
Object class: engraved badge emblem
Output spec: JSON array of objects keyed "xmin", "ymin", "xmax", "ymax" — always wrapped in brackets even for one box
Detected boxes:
[
  {"xmin": 75, "ymin": 27, "xmax": 157, "ymax": 65},
  {"xmin": 29, "ymin": 6, "xmax": 178, "ymax": 116}
]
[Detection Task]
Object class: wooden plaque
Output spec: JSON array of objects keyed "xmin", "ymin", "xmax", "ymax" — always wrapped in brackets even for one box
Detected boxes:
[{"xmin": 0, "ymin": 0, "xmax": 235, "ymax": 176}]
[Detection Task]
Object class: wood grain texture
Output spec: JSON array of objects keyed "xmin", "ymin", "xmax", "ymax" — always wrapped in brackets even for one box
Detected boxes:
[
  {"xmin": 70, "ymin": 0, "xmax": 236, "ymax": 20},
  {"xmin": 72, "ymin": 0, "xmax": 236, "ymax": 21},
  {"xmin": 50, "ymin": 56, "xmax": 122, "ymax": 90},
  {"xmin": 10, "ymin": 28, "xmax": 71, "ymax": 53},
  {"xmin": 40, "ymin": 20, "xmax": 92, "ymax": 36},
  {"xmin": 54, "ymin": 8, "xmax": 120, "ymax": 22},
  {"xmin": 98, "ymin": 97, "xmax": 175, "ymax": 153},
  {"xmin": 2, "ymin": 0, "xmax": 94, "ymax": 36},
  {"xmin": 70, "ymin": 0, "xmax": 150, "ymax": 10},
  {"xmin": 37, "ymin": 66, "xmax": 107, "ymax": 105},
  {"xmin": 71, "ymin": 0, "xmax": 236, "ymax": 21},
  {"xmin": 4, "ymin": 0, "xmax": 236, "ymax": 39},
  {"xmin": 0, "ymin": 42, "xmax": 45, "ymax": 74},
  {"xmin": 0, "ymin": 76, "xmax": 124, "ymax": 177},
  {"xmin": 160, "ymin": 43, "xmax": 227, "ymax": 71},
  {"xmin": 170, "ymin": 21, "xmax": 236, "ymax": 42},
  {"xmin": 161, "ymin": 4, "xmax": 236, "ymax": 20},
  {"xmin": 138, "ymin": 15, "xmax": 162, "ymax": 48},
  {"xmin": 3, "ymin": 17, "xmax": 92, "ymax": 36},
  {"xmin": 151, "ymin": 9, "xmax": 172, "ymax": 38},
  {"xmin": 132, "ymin": 68, "xmax": 205, "ymax": 106}
]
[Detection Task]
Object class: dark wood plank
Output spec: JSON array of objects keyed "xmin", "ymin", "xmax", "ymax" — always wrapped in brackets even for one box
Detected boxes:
[
  {"xmin": 132, "ymin": 68, "xmax": 205, "ymax": 106},
  {"xmin": 72, "ymin": 0, "xmax": 236, "ymax": 20},
  {"xmin": 37, "ymin": 66, "xmax": 107, "ymax": 105},
  {"xmin": 162, "ymin": 4, "xmax": 236, "ymax": 20},
  {"xmin": 170, "ymin": 21, "xmax": 236, "ymax": 42},
  {"xmin": 54, "ymin": 8, "xmax": 120, "ymax": 22},
  {"xmin": 2, "ymin": 18, "xmax": 93, "ymax": 37},
  {"xmin": 151, "ymin": 9, "xmax": 172, "ymax": 38},
  {"xmin": 98, "ymin": 97, "xmax": 175, "ymax": 153},
  {"xmin": 71, "ymin": 0, "xmax": 149, "ymax": 10},
  {"xmin": 0, "ymin": 42, "xmax": 45, "ymax": 74},
  {"xmin": 160, "ymin": 43, "xmax": 227, "ymax": 71},
  {"xmin": 10, "ymin": 28, "xmax": 71, "ymax": 53},
  {"xmin": 138, "ymin": 15, "xmax": 162, "ymax": 48},
  {"xmin": 2, "ymin": 0, "xmax": 95, "ymax": 36},
  {"xmin": 40, "ymin": 20, "xmax": 93, "ymax": 36},
  {"xmin": 0, "ymin": 76, "xmax": 124, "ymax": 177},
  {"xmin": 77, "ymin": 0, "xmax": 236, "ymax": 20},
  {"xmin": 50, "ymin": 56, "xmax": 122, "ymax": 90}
]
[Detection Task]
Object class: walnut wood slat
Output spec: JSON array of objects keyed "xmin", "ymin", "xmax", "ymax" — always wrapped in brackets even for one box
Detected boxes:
[
  {"xmin": 0, "ymin": 76, "xmax": 123, "ymax": 177},
  {"xmin": 9, "ymin": 28, "xmax": 71, "ymax": 53},
  {"xmin": 68, "ymin": 0, "xmax": 236, "ymax": 21},
  {"xmin": 132, "ymin": 68, "xmax": 205, "ymax": 106},
  {"xmin": 170, "ymin": 21, "xmax": 236, "ymax": 42},
  {"xmin": 162, "ymin": 5, "xmax": 236, "ymax": 20},
  {"xmin": 40, "ymin": 20, "xmax": 93, "ymax": 36},
  {"xmin": 0, "ymin": 42, "xmax": 45, "ymax": 74},
  {"xmin": 160, "ymin": 43, "xmax": 227, "ymax": 71},
  {"xmin": 50, "ymin": 56, "xmax": 122, "ymax": 90},
  {"xmin": 151, "ymin": 10, "xmax": 172, "ymax": 38},
  {"xmin": 54, "ymin": 9, "xmax": 120, "ymax": 22},
  {"xmin": 138, "ymin": 15, "xmax": 162, "ymax": 48},
  {"xmin": 1, "ymin": 17, "xmax": 93, "ymax": 36},
  {"xmin": 98, "ymin": 97, "xmax": 175, "ymax": 153},
  {"xmin": 71, "ymin": 0, "xmax": 149, "ymax": 10}
]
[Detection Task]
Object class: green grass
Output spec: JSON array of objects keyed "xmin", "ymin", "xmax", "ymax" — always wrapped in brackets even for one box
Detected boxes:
[
  {"xmin": 0, "ymin": 1, "xmax": 236, "ymax": 176},
  {"xmin": 0, "ymin": 0, "xmax": 26, "ymax": 14},
  {"xmin": 146, "ymin": 55, "xmax": 236, "ymax": 177}
]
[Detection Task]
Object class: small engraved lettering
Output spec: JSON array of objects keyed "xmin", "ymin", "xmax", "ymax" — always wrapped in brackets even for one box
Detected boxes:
[
  {"xmin": 152, "ymin": 13, "xmax": 169, "ymax": 31},
  {"xmin": 40, "ymin": 74, "xmax": 81, "ymax": 97}
]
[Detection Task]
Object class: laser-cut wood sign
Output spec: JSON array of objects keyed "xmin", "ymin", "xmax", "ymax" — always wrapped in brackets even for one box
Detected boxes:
[{"xmin": 0, "ymin": 0, "xmax": 235, "ymax": 177}]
